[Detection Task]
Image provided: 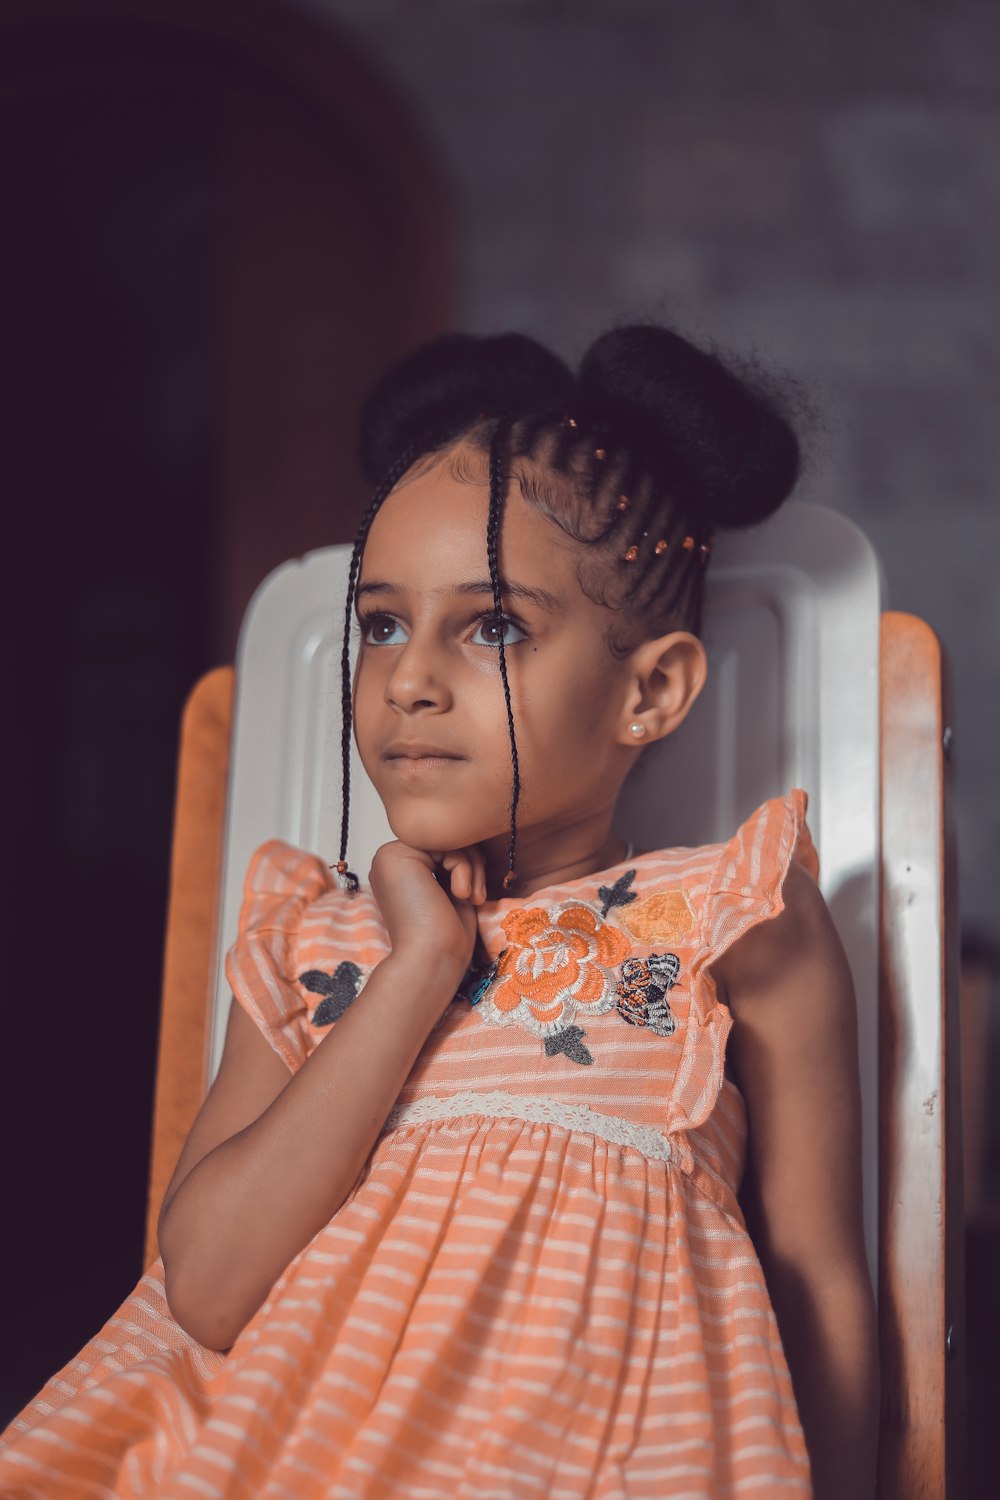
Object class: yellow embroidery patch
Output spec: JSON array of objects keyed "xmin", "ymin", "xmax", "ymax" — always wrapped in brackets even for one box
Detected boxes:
[{"xmin": 618, "ymin": 889, "xmax": 694, "ymax": 944}]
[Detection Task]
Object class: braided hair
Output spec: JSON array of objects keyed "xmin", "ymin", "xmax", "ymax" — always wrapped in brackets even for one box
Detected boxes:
[{"xmin": 336, "ymin": 324, "xmax": 801, "ymax": 891}]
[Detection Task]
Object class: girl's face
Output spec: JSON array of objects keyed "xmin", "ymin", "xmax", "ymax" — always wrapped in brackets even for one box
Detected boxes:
[{"xmin": 352, "ymin": 453, "xmax": 648, "ymax": 886}]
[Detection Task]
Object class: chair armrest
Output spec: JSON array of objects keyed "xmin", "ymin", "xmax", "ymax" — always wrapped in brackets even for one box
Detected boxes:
[{"xmin": 145, "ymin": 666, "xmax": 235, "ymax": 1266}]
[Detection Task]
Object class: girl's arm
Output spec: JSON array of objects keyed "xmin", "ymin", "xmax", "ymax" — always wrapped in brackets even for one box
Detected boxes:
[
  {"xmin": 157, "ymin": 841, "xmax": 483, "ymax": 1352},
  {"xmin": 714, "ymin": 862, "xmax": 879, "ymax": 1500}
]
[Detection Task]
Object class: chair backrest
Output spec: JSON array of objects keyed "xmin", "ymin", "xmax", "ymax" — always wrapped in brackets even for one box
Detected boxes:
[{"xmin": 215, "ymin": 500, "xmax": 882, "ymax": 1268}]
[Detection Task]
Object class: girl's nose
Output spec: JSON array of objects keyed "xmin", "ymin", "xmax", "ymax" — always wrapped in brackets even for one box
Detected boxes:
[{"xmin": 383, "ymin": 639, "xmax": 452, "ymax": 714}]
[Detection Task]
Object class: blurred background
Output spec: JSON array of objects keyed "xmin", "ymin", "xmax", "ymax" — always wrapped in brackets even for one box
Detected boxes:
[{"xmin": 1, "ymin": 0, "xmax": 997, "ymax": 1486}]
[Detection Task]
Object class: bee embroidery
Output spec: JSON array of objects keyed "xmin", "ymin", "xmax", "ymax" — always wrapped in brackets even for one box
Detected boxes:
[{"xmin": 615, "ymin": 952, "xmax": 681, "ymax": 1037}]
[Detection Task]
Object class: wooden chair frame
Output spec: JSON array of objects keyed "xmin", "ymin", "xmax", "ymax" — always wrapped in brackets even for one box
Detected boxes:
[{"xmin": 146, "ymin": 612, "xmax": 965, "ymax": 1498}]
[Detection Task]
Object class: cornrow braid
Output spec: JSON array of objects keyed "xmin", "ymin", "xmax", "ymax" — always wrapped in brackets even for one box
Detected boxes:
[
  {"xmin": 336, "ymin": 443, "xmax": 423, "ymax": 891},
  {"xmin": 486, "ymin": 419, "xmax": 522, "ymax": 892},
  {"xmin": 504, "ymin": 416, "xmax": 715, "ymax": 645}
]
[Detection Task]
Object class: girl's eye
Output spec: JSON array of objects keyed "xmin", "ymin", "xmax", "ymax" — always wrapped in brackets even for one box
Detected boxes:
[
  {"xmin": 359, "ymin": 614, "xmax": 408, "ymax": 646},
  {"xmin": 472, "ymin": 614, "xmax": 527, "ymax": 648}
]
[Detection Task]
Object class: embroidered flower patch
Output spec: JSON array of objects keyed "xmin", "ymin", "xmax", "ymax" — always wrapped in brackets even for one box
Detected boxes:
[
  {"xmin": 615, "ymin": 952, "xmax": 681, "ymax": 1037},
  {"xmin": 473, "ymin": 899, "xmax": 631, "ymax": 1063}
]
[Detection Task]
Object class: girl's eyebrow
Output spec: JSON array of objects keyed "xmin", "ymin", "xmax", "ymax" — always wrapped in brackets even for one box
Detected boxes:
[{"xmin": 355, "ymin": 579, "xmax": 563, "ymax": 612}]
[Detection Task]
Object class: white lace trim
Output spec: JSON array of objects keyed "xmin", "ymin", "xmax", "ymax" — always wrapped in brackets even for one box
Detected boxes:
[{"xmin": 382, "ymin": 1090, "xmax": 674, "ymax": 1164}]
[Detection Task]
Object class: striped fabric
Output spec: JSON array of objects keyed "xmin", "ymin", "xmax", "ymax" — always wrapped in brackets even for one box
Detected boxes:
[{"xmin": 1, "ymin": 792, "xmax": 817, "ymax": 1499}]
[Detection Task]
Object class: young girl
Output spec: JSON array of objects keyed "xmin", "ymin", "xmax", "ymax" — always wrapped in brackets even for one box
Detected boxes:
[{"xmin": 1, "ymin": 325, "xmax": 878, "ymax": 1498}]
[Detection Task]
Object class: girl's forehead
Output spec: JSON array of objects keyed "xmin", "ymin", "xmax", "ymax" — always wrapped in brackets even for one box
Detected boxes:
[{"xmin": 361, "ymin": 462, "xmax": 580, "ymax": 592}]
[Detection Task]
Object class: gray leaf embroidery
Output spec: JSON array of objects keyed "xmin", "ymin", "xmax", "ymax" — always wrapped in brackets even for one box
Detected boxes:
[
  {"xmin": 543, "ymin": 1025, "xmax": 594, "ymax": 1067},
  {"xmin": 299, "ymin": 962, "xmax": 365, "ymax": 1026},
  {"xmin": 598, "ymin": 868, "xmax": 638, "ymax": 919}
]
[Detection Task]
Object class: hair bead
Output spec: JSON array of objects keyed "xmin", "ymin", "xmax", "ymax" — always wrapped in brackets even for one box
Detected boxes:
[
  {"xmin": 502, "ymin": 871, "xmax": 518, "ymax": 892},
  {"xmin": 616, "ymin": 494, "xmax": 630, "ymax": 511},
  {"xmin": 623, "ymin": 545, "xmax": 639, "ymax": 562},
  {"xmin": 682, "ymin": 535, "xmax": 696, "ymax": 551},
  {"xmin": 594, "ymin": 447, "xmax": 606, "ymax": 461},
  {"xmin": 654, "ymin": 538, "xmax": 668, "ymax": 555}
]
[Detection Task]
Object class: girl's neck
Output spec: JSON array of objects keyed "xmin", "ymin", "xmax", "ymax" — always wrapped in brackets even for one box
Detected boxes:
[{"xmin": 481, "ymin": 816, "xmax": 631, "ymax": 900}]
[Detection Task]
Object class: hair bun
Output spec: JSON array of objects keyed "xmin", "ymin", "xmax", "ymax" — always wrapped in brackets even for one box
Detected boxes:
[
  {"xmin": 578, "ymin": 324, "xmax": 800, "ymax": 529},
  {"xmin": 359, "ymin": 332, "xmax": 575, "ymax": 484}
]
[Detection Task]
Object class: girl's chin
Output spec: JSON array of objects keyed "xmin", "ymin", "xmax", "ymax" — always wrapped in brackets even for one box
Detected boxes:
[{"xmin": 384, "ymin": 809, "xmax": 505, "ymax": 855}]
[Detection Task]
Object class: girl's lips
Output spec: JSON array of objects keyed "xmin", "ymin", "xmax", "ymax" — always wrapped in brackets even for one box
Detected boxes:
[
  {"xmin": 386, "ymin": 756, "xmax": 464, "ymax": 768},
  {"xmin": 382, "ymin": 742, "xmax": 466, "ymax": 760},
  {"xmin": 383, "ymin": 754, "xmax": 466, "ymax": 772}
]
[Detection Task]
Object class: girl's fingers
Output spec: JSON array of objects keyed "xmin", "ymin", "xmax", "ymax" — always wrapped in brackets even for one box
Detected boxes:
[
  {"xmin": 435, "ymin": 850, "xmax": 469, "ymax": 902},
  {"xmin": 438, "ymin": 848, "xmax": 485, "ymax": 905},
  {"xmin": 469, "ymin": 846, "xmax": 487, "ymax": 905}
]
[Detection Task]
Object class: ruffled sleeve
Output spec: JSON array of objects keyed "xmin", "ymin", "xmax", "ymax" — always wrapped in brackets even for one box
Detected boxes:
[
  {"xmin": 224, "ymin": 840, "xmax": 337, "ymax": 1072},
  {"xmin": 700, "ymin": 789, "xmax": 819, "ymax": 964}
]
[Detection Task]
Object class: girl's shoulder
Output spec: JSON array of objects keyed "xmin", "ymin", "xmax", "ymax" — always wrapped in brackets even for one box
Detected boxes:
[
  {"xmin": 699, "ymin": 785, "xmax": 818, "ymax": 906},
  {"xmin": 236, "ymin": 839, "xmax": 337, "ymax": 918},
  {"xmin": 624, "ymin": 787, "xmax": 818, "ymax": 950},
  {"xmin": 224, "ymin": 841, "xmax": 390, "ymax": 1072},
  {"xmin": 235, "ymin": 840, "xmax": 382, "ymax": 929},
  {"xmin": 699, "ymin": 790, "xmax": 840, "ymax": 1009},
  {"xmin": 622, "ymin": 791, "xmax": 828, "ymax": 1034},
  {"xmin": 234, "ymin": 838, "xmax": 390, "ymax": 970}
]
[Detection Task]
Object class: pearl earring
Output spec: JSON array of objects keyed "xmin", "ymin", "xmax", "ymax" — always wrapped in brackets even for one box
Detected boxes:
[{"xmin": 629, "ymin": 721, "xmax": 647, "ymax": 739}]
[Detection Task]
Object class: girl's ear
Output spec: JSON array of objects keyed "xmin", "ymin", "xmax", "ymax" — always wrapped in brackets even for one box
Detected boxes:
[{"xmin": 617, "ymin": 631, "xmax": 708, "ymax": 746}]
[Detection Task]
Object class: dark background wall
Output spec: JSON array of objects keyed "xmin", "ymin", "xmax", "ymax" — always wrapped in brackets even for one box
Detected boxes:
[{"xmin": 2, "ymin": 0, "xmax": 997, "ymax": 1485}]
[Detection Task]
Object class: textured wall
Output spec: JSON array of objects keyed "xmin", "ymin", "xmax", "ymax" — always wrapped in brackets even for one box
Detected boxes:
[{"xmin": 303, "ymin": 0, "xmax": 998, "ymax": 936}]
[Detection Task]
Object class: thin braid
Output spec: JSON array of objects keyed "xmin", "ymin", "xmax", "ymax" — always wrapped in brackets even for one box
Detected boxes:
[
  {"xmin": 337, "ymin": 444, "xmax": 422, "ymax": 891},
  {"xmin": 487, "ymin": 419, "xmax": 522, "ymax": 891}
]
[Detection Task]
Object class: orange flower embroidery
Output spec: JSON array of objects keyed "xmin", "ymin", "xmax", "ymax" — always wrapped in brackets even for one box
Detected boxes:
[
  {"xmin": 617, "ymin": 888, "xmax": 694, "ymax": 944},
  {"xmin": 482, "ymin": 900, "xmax": 631, "ymax": 1035}
]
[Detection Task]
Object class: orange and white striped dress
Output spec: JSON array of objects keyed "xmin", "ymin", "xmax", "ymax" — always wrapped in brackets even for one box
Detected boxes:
[{"xmin": 1, "ymin": 792, "xmax": 816, "ymax": 1499}]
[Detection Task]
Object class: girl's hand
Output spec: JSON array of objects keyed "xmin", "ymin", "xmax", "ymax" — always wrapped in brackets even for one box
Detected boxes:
[{"xmin": 368, "ymin": 840, "xmax": 486, "ymax": 974}]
